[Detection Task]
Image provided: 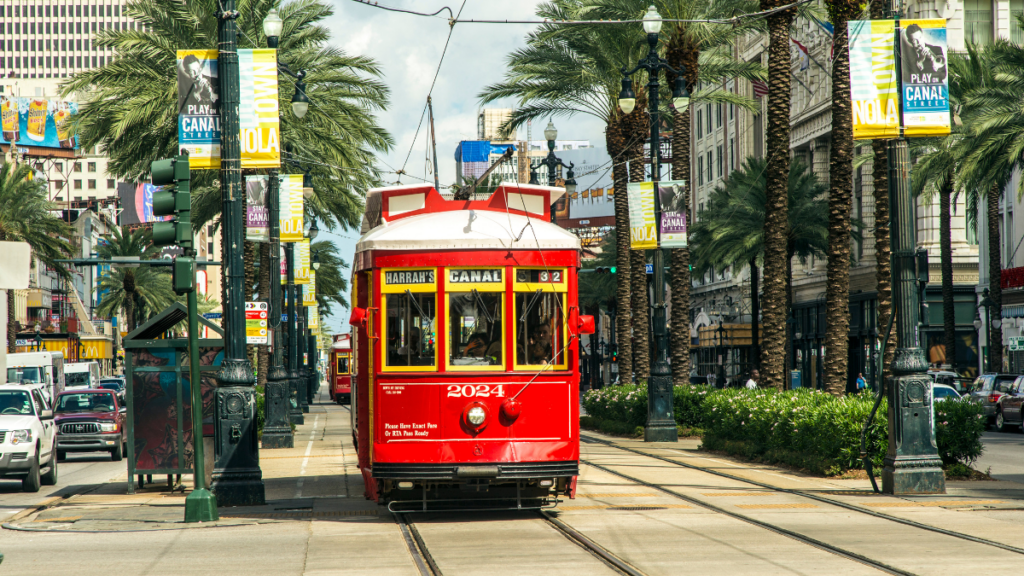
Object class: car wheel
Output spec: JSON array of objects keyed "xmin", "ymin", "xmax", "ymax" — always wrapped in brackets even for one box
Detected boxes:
[
  {"xmin": 22, "ymin": 456, "xmax": 41, "ymax": 493},
  {"xmin": 997, "ymin": 410, "xmax": 1014, "ymax": 432},
  {"xmin": 110, "ymin": 440, "xmax": 123, "ymax": 462},
  {"xmin": 41, "ymin": 452, "xmax": 58, "ymax": 486}
]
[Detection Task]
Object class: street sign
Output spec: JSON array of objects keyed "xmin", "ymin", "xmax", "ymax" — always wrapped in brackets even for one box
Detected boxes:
[
  {"xmin": 645, "ymin": 263, "xmax": 653, "ymax": 274},
  {"xmin": 202, "ymin": 312, "xmax": 222, "ymax": 319},
  {"xmin": 1010, "ymin": 337, "xmax": 1024, "ymax": 352},
  {"xmin": 245, "ymin": 302, "xmax": 268, "ymax": 344}
]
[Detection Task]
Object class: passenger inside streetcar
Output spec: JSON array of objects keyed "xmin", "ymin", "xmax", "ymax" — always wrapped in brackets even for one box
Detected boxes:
[
  {"xmin": 386, "ymin": 292, "xmax": 436, "ymax": 367},
  {"xmin": 449, "ymin": 291, "xmax": 503, "ymax": 366},
  {"xmin": 516, "ymin": 290, "xmax": 564, "ymax": 366}
]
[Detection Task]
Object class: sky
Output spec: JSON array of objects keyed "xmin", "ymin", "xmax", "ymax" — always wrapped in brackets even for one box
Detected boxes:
[{"xmin": 317, "ymin": 0, "xmax": 609, "ymax": 334}]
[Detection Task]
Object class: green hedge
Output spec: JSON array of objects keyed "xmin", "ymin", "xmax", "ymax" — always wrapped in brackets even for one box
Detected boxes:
[{"xmin": 582, "ymin": 385, "xmax": 985, "ymax": 475}]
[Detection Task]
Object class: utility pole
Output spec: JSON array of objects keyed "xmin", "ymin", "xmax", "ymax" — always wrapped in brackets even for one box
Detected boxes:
[{"xmin": 211, "ymin": 0, "xmax": 265, "ymax": 506}]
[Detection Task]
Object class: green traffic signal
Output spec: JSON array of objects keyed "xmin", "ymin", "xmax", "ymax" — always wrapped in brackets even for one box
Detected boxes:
[
  {"xmin": 609, "ymin": 266, "xmax": 616, "ymax": 274},
  {"xmin": 150, "ymin": 154, "xmax": 192, "ymax": 250}
]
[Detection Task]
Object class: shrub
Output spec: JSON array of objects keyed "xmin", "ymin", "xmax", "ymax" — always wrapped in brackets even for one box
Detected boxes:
[
  {"xmin": 582, "ymin": 385, "xmax": 647, "ymax": 428},
  {"xmin": 934, "ymin": 399, "xmax": 985, "ymax": 466}
]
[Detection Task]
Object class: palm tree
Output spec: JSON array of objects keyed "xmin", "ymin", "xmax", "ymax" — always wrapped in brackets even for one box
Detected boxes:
[
  {"xmin": 0, "ymin": 163, "xmax": 74, "ymax": 351},
  {"xmin": 94, "ymin": 227, "xmax": 175, "ymax": 332},
  {"xmin": 63, "ymin": 0, "xmax": 393, "ymax": 236},
  {"xmin": 479, "ymin": 0, "xmax": 650, "ymax": 381},
  {"xmin": 690, "ymin": 158, "xmax": 829, "ymax": 389},
  {"xmin": 310, "ymin": 239, "xmax": 349, "ymax": 316},
  {"xmin": 820, "ymin": 0, "xmax": 862, "ymax": 395}
]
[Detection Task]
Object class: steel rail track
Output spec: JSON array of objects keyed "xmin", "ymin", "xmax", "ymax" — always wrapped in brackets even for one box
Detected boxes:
[
  {"xmin": 540, "ymin": 511, "xmax": 649, "ymax": 576},
  {"xmin": 582, "ymin": 434, "xmax": 1024, "ymax": 557},
  {"xmin": 580, "ymin": 458, "xmax": 914, "ymax": 576},
  {"xmin": 395, "ymin": 513, "xmax": 444, "ymax": 576}
]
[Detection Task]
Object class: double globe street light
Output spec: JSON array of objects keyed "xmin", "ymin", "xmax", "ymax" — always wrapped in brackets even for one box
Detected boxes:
[
  {"xmin": 529, "ymin": 121, "xmax": 578, "ymax": 224},
  {"xmin": 617, "ymin": 5, "xmax": 689, "ymax": 442}
]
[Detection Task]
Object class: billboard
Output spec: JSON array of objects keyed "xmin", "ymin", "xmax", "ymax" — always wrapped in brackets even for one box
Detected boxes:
[
  {"xmin": 0, "ymin": 96, "xmax": 79, "ymax": 149},
  {"xmin": 279, "ymin": 173, "xmax": 304, "ymax": 242},
  {"xmin": 245, "ymin": 175, "xmax": 269, "ymax": 242},
  {"xmin": 177, "ymin": 50, "xmax": 220, "ymax": 169},
  {"xmin": 560, "ymin": 147, "xmax": 615, "ymax": 223},
  {"xmin": 900, "ymin": 19, "xmax": 950, "ymax": 137},
  {"xmin": 849, "ymin": 20, "xmax": 899, "ymax": 139},
  {"xmin": 117, "ymin": 182, "xmax": 174, "ymax": 225},
  {"xmin": 627, "ymin": 182, "xmax": 657, "ymax": 250},
  {"xmin": 177, "ymin": 49, "xmax": 282, "ymax": 169}
]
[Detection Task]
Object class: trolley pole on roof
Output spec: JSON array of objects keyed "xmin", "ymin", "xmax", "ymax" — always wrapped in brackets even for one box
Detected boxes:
[
  {"xmin": 210, "ymin": 0, "xmax": 266, "ymax": 506},
  {"xmin": 618, "ymin": 6, "xmax": 691, "ymax": 443},
  {"xmin": 428, "ymin": 96, "xmax": 441, "ymax": 191}
]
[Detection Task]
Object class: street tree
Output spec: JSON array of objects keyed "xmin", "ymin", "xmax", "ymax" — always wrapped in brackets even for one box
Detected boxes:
[{"xmin": 95, "ymin": 227, "xmax": 176, "ymax": 332}]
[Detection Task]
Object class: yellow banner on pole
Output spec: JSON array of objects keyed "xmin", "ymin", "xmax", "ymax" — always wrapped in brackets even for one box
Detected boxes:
[
  {"xmin": 303, "ymin": 270, "xmax": 316, "ymax": 306},
  {"xmin": 279, "ymin": 174, "xmax": 304, "ymax": 242},
  {"xmin": 238, "ymin": 49, "xmax": 281, "ymax": 168},
  {"xmin": 849, "ymin": 20, "xmax": 900, "ymax": 139},
  {"xmin": 296, "ymin": 239, "xmax": 311, "ymax": 285},
  {"xmin": 627, "ymin": 182, "xmax": 657, "ymax": 250}
]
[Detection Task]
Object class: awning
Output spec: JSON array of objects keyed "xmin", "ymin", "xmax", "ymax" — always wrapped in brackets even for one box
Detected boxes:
[{"xmin": 1003, "ymin": 305, "xmax": 1024, "ymax": 318}]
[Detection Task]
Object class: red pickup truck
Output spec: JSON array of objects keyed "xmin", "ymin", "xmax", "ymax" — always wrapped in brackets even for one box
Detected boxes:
[{"xmin": 53, "ymin": 389, "xmax": 127, "ymax": 461}]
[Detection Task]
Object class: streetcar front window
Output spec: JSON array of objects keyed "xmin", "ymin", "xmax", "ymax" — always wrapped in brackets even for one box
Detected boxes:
[
  {"xmin": 449, "ymin": 292, "xmax": 503, "ymax": 367},
  {"xmin": 336, "ymin": 355, "xmax": 350, "ymax": 375},
  {"xmin": 385, "ymin": 293, "xmax": 436, "ymax": 367},
  {"xmin": 515, "ymin": 291, "xmax": 565, "ymax": 367}
]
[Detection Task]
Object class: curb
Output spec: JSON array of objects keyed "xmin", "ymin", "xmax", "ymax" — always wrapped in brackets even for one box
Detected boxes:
[{"xmin": 4, "ymin": 483, "xmax": 103, "ymax": 526}]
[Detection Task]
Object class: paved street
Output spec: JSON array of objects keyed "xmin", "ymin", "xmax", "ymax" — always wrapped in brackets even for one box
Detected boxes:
[
  {"xmin": 978, "ymin": 429, "xmax": 1024, "ymax": 483},
  {"xmin": 0, "ymin": 451, "xmax": 124, "ymax": 523}
]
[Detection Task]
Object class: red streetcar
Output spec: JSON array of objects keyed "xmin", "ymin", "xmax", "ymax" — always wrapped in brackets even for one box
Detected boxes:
[
  {"xmin": 330, "ymin": 334, "xmax": 352, "ymax": 404},
  {"xmin": 348, "ymin": 183, "xmax": 593, "ymax": 511}
]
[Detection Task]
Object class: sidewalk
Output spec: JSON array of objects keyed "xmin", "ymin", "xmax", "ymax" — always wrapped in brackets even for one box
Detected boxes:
[{"xmin": 4, "ymin": 389, "xmax": 380, "ymax": 532}]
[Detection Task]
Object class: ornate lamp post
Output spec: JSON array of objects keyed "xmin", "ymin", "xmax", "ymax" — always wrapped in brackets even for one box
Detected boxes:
[
  {"xmin": 210, "ymin": 0, "xmax": 265, "ymax": 507},
  {"xmin": 618, "ymin": 6, "xmax": 690, "ymax": 442},
  {"xmin": 529, "ymin": 121, "xmax": 577, "ymax": 223},
  {"xmin": 303, "ymin": 223, "xmax": 319, "ymax": 410}
]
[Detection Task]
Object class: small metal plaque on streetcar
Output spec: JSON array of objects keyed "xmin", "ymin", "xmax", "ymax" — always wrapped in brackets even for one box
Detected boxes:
[
  {"xmin": 384, "ymin": 270, "xmax": 435, "ymax": 285},
  {"xmin": 448, "ymin": 269, "xmax": 502, "ymax": 283},
  {"xmin": 516, "ymin": 269, "xmax": 563, "ymax": 283}
]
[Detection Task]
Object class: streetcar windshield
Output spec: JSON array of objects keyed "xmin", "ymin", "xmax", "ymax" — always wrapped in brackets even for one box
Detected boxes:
[
  {"xmin": 449, "ymin": 292, "xmax": 503, "ymax": 367},
  {"xmin": 515, "ymin": 291, "xmax": 565, "ymax": 367},
  {"xmin": 385, "ymin": 293, "xmax": 436, "ymax": 367},
  {"xmin": 336, "ymin": 355, "xmax": 350, "ymax": 375}
]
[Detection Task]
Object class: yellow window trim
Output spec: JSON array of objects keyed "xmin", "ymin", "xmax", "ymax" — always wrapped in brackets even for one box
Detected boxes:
[
  {"xmin": 380, "ymin": 267, "xmax": 437, "ymax": 294},
  {"xmin": 512, "ymin": 267, "xmax": 568, "ymax": 293},
  {"xmin": 380, "ymin": 290, "xmax": 438, "ymax": 373},
  {"xmin": 445, "ymin": 292, "xmax": 506, "ymax": 372},
  {"xmin": 511, "ymin": 292, "xmax": 569, "ymax": 371},
  {"xmin": 336, "ymin": 354, "xmax": 350, "ymax": 375}
]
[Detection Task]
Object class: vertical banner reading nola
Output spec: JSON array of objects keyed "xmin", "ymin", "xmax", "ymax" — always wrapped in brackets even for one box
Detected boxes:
[
  {"xmin": 849, "ymin": 20, "xmax": 900, "ymax": 139},
  {"xmin": 238, "ymin": 49, "xmax": 281, "ymax": 168},
  {"xmin": 177, "ymin": 50, "xmax": 220, "ymax": 169},
  {"xmin": 900, "ymin": 19, "xmax": 950, "ymax": 137},
  {"xmin": 296, "ymin": 239, "xmax": 311, "ymax": 285},
  {"xmin": 627, "ymin": 182, "xmax": 657, "ymax": 250},
  {"xmin": 245, "ymin": 175, "xmax": 269, "ymax": 242},
  {"xmin": 308, "ymin": 305, "xmax": 320, "ymax": 335},
  {"xmin": 658, "ymin": 180, "xmax": 688, "ymax": 249},
  {"xmin": 279, "ymin": 174, "xmax": 304, "ymax": 242},
  {"xmin": 303, "ymin": 271, "xmax": 316, "ymax": 306}
]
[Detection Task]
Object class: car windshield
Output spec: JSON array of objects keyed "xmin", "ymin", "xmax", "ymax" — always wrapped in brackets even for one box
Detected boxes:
[
  {"xmin": 0, "ymin": 390, "xmax": 34, "ymax": 415},
  {"xmin": 66, "ymin": 372, "xmax": 91, "ymax": 387},
  {"xmin": 6, "ymin": 367, "xmax": 42, "ymax": 384},
  {"xmin": 99, "ymin": 383, "xmax": 122, "ymax": 392},
  {"xmin": 55, "ymin": 393, "xmax": 114, "ymax": 413},
  {"xmin": 933, "ymin": 387, "xmax": 958, "ymax": 399}
]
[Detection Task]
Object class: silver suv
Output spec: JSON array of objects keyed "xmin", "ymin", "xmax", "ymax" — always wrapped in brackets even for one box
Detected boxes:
[
  {"xmin": 966, "ymin": 374, "xmax": 1020, "ymax": 427},
  {"xmin": 0, "ymin": 384, "xmax": 58, "ymax": 491}
]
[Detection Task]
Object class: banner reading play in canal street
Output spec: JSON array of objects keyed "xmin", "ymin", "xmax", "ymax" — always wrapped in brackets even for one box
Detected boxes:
[
  {"xmin": 627, "ymin": 181, "xmax": 657, "ymax": 250},
  {"xmin": 848, "ymin": 20, "xmax": 899, "ymax": 139},
  {"xmin": 177, "ymin": 49, "xmax": 282, "ymax": 169},
  {"xmin": 899, "ymin": 19, "xmax": 950, "ymax": 137}
]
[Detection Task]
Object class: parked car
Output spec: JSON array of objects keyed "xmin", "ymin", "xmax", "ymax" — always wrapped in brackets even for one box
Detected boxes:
[
  {"xmin": 0, "ymin": 384, "xmax": 58, "ymax": 492},
  {"xmin": 992, "ymin": 375, "xmax": 1024, "ymax": 432},
  {"xmin": 932, "ymin": 383, "xmax": 961, "ymax": 402},
  {"xmin": 98, "ymin": 378, "xmax": 126, "ymax": 405},
  {"xmin": 966, "ymin": 373, "xmax": 1020, "ymax": 427},
  {"xmin": 928, "ymin": 370, "xmax": 969, "ymax": 394},
  {"xmin": 53, "ymin": 389, "xmax": 127, "ymax": 461}
]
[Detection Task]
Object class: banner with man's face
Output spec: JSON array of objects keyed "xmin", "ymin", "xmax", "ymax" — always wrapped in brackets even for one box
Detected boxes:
[
  {"xmin": 177, "ymin": 50, "xmax": 220, "ymax": 169},
  {"xmin": 245, "ymin": 175, "xmax": 269, "ymax": 242},
  {"xmin": 658, "ymin": 180, "xmax": 688, "ymax": 249},
  {"xmin": 900, "ymin": 19, "xmax": 950, "ymax": 137}
]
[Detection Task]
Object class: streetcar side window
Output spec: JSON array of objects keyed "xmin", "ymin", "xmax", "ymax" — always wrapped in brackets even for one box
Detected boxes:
[
  {"xmin": 336, "ymin": 355, "xmax": 350, "ymax": 375},
  {"xmin": 385, "ymin": 293, "xmax": 436, "ymax": 367},
  {"xmin": 515, "ymin": 291, "xmax": 565, "ymax": 367},
  {"xmin": 448, "ymin": 292, "xmax": 503, "ymax": 367}
]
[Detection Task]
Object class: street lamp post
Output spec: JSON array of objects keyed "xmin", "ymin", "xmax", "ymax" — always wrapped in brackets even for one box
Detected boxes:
[
  {"xmin": 618, "ymin": 6, "xmax": 690, "ymax": 442},
  {"xmin": 979, "ymin": 288, "xmax": 997, "ymax": 373},
  {"xmin": 308, "ymin": 251, "xmax": 321, "ymax": 404},
  {"xmin": 529, "ymin": 121, "xmax": 577, "ymax": 224},
  {"xmin": 211, "ymin": 0, "xmax": 265, "ymax": 507}
]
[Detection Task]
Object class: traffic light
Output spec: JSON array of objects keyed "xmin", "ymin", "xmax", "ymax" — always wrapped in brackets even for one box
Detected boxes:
[
  {"xmin": 610, "ymin": 344, "xmax": 618, "ymax": 363},
  {"xmin": 151, "ymin": 154, "xmax": 192, "ymax": 250},
  {"xmin": 595, "ymin": 266, "xmax": 617, "ymax": 274}
]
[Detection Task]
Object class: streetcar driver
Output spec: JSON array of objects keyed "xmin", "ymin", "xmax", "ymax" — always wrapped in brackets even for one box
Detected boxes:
[{"xmin": 528, "ymin": 323, "xmax": 553, "ymax": 364}]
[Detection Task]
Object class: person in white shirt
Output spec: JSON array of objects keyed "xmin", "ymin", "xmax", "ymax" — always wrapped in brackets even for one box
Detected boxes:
[{"xmin": 745, "ymin": 369, "xmax": 759, "ymax": 389}]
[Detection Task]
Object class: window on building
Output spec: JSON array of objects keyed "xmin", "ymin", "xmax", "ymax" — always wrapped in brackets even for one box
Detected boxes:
[
  {"xmin": 717, "ymin": 104, "xmax": 722, "ymax": 127},
  {"xmin": 61, "ymin": 6, "xmax": 66, "ymax": 16},
  {"xmin": 753, "ymin": 113, "xmax": 764, "ymax": 160},
  {"xmin": 730, "ymin": 140, "xmax": 736, "ymax": 173},
  {"xmin": 965, "ymin": 0, "xmax": 994, "ymax": 45},
  {"xmin": 730, "ymin": 103, "xmax": 734, "ymax": 120},
  {"xmin": 54, "ymin": 181, "xmax": 64, "ymax": 190},
  {"xmin": 74, "ymin": 180, "xmax": 82, "ymax": 190},
  {"xmin": 88, "ymin": 180, "xmax": 97, "ymax": 190},
  {"xmin": 706, "ymin": 104, "xmax": 712, "ymax": 134},
  {"xmin": 698, "ymin": 157, "xmax": 704, "ymax": 186},
  {"xmin": 707, "ymin": 151, "xmax": 712, "ymax": 182},
  {"xmin": 717, "ymin": 145, "xmax": 723, "ymax": 177},
  {"xmin": 115, "ymin": 5, "xmax": 120, "ymax": 16},
  {"xmin": 87, "ymin": 162, "xmax": 97, "ymax": 172},
  {"xmin": 55, "ymin": 162, "xmax": 63, "ymax": 172},
  {"xmin": 107, "ymin": 179, "xmax": 116, "ymax": 189},
  {"xmin": 107, "ymin": 5, "xmax": 113, "ymax": 16},
  {"xmin": 92, "ymin": 5, "xmax": 97, "ymax": 16},
  {"xmin": 73, "ymin": 162, "xmax": 82, "ymax": 172},
  {"xmin": 696, "ymin": 110, "xmax": 702, "ymax": 138}
]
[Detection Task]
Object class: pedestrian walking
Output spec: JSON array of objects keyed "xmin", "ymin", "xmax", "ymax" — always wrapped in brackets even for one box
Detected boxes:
[
  {"xmin": 745, "ymin": 369, "xmax": 759, "ymax": 389},
  {"xmin": 856, "ymin": 372, "xmax": 867, "ymax": 392}
]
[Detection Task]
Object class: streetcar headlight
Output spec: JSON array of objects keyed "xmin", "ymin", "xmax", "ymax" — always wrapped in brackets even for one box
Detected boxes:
[{"xmin": 467, "ymin": 406, "xmax": 486, "ymax": 426}]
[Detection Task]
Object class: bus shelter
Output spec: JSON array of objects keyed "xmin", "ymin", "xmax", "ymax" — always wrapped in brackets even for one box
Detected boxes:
[{"xmin": 122, "ymin": 303, "xmax": 223, "ymax": 492}]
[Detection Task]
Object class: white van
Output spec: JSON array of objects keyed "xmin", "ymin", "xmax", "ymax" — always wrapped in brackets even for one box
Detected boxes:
[
  {"xmin": 65, "ymin": 361, "xmax": 101, "ymax": 390},
  {"xmin": 7, "ymin": 351, "xmax": 65, "ymax": 404}
]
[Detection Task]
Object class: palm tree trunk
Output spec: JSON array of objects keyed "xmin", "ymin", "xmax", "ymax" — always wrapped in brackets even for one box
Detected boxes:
[
  {"xmin": 988, "ymin": 183, "xmax": 1003, "ymax": 371},
  {"xmin": 823, "ymin": 3, "xmax": 858, "ymax": 396},
  {"xmin": 257, "ymin": 242, "xmax": 271, "ymax": 387},
  {"xmin": 750, "ymin": 257, "xmax": 760, "ymax": 372},
  {"xmin": 667, "ymin": 41, "xmax": 699, "ymax": 386},
  {"xmin": 6, "ymin": 289, "xmax": 15, "ymax": 353},
  {"xmin": 606, "ymin": 117, "xmax": 633, "ymax": 383},
  {"xmin": 759, "ymin": 7, "xmax": 795, "ymax": 390},
  {"xmin": 872, "ymin": 140, "xmax": 895, "ymax": 375},
  {"xmin": 629, "ymin": 136, "xmax": 651, "ymax": 384},
  {"xmin": 125, "ymin": 295, "xmax": 135, "ymax": 334},
  {"xmin": 940, "ymin": 176, "xmax": 955, "ymax": 365}
]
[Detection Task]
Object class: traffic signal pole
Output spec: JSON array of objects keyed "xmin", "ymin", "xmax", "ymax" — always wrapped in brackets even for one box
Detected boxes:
[{"xmin": 211, "ymin": 0, "xmax": 265, "ymax": 507}]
